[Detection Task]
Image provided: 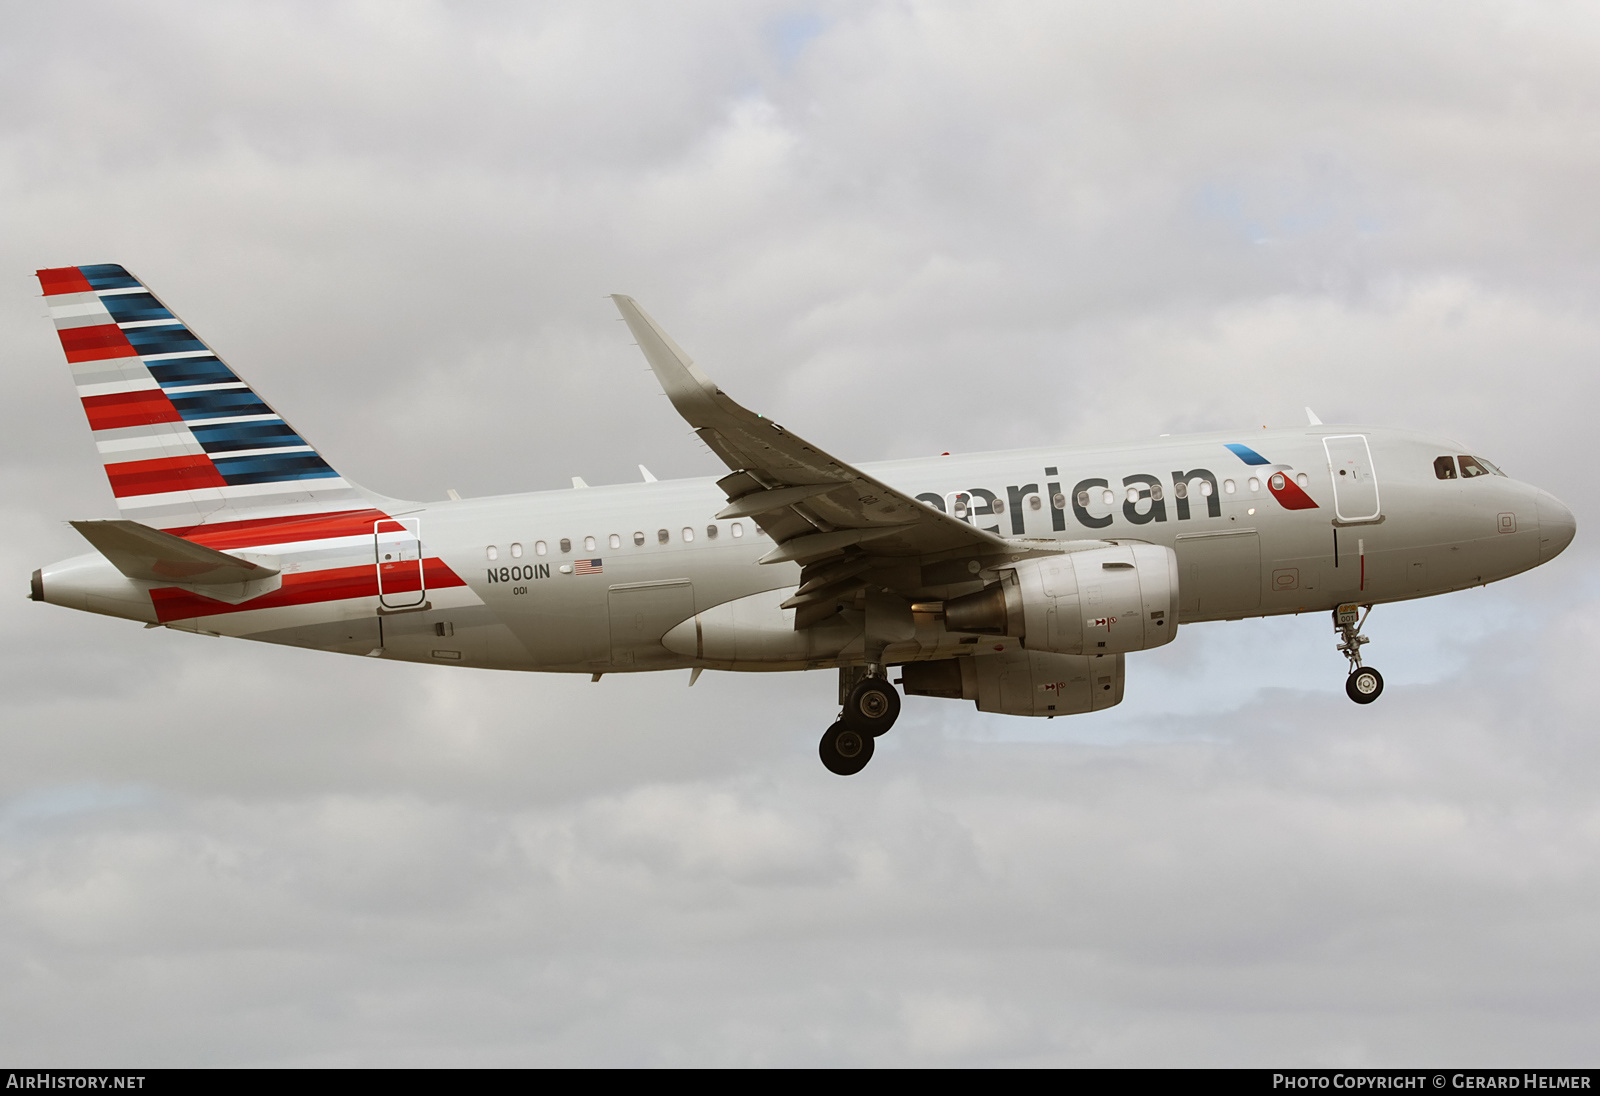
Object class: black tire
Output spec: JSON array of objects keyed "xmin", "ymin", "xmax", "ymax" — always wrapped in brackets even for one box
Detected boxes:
[
  {"xmin": 1346, "ymin": 666, "xmax": 1384, "ymax": 704},
  {"xmin": 842, "ymin": 678, "xmax": 901, "ymax": 736},
  {"xmin": 819, "ymin": 721, "xmax": 875, "ymax": 776}
]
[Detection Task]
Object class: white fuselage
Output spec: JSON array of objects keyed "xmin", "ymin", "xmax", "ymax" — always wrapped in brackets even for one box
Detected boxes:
[{"xmin": 37, "ymin": 423, "xmax": 1573, "ymax": 677}]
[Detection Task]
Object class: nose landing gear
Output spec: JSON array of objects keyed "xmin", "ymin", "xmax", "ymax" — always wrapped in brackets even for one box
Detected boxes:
[
  {"xmin": 1335, "ymin": 603, "xmax": 1383, "ymax": 704},
  {"xmin": 820, "ymin": 665, "xmax": 902, "ymax": 775}
]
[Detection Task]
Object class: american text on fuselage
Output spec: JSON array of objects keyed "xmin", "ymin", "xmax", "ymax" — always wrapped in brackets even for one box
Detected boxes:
[{"xmin": 28, "ymin": 268, "xmax": 1576, "ymax": 775}]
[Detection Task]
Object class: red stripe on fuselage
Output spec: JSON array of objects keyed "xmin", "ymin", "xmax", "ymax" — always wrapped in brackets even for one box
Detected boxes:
[
  {"xmin": 150, "ymin": 558, "xmax": 468, "ymax": 623},
  {"xmin": 37, "ymin": 267, "xmax": 94, "ymax": 295},
  {"xmin": 166, "ymin": 508, "xmax": 392, "ymax": 549},
  {"xmin": 82, "ymin": 389, "xmax": 182, "ymax": 431},
  {"xmin": 59, "ymin": 324, "xmax": 136, "ymax": 363},
  {"xmin": 106, "ymin": 454, "xmax": 228, "ymax": 497}
]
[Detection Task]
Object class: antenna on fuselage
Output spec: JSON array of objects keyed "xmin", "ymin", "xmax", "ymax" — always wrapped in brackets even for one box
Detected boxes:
[
  {"xmin": 639, "ymin": 465, "xmax": 658, "ymax": 483},
  {"xmin": 1305, "ymin": 407, "xmax": 1324, "ymax": 426}
]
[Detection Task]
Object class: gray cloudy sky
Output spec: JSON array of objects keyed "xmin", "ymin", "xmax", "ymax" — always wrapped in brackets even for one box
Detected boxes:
[{"xmin": 3, "ymin": 0, "xmax": 1598, "ymax": 1066}]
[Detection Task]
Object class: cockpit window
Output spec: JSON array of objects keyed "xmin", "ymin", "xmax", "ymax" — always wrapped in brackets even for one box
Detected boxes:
[
  {"xmin": 1458, "ymin": 455, "xmax": 1504, "ymax": 478},
  {"xmin": 1434, "ymin": 456, "xmax": 1457, "ymax": 480}
]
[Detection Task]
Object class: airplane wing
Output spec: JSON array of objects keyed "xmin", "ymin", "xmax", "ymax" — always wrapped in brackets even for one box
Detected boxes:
[{"xmin": 612, "ymin": 295, "xmax": 1036, "ymax": 627}]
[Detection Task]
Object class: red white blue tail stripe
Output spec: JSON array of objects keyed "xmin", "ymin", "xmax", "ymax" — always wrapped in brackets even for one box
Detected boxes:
[{"xmin": 38, "ymin": 263, "xmax": 371, "ymax": 531}]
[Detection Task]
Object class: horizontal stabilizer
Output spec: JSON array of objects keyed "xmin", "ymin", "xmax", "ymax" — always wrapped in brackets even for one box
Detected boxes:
[{"xmin": 70, "ymin": 519, "xmax": 279, "ymax": 585}]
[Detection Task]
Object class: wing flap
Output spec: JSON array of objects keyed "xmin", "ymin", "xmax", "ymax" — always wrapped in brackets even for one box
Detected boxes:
[
  {"xmin": 756, "ymin": 525, "xmax": 910, "ymax": 566},
  {"xmin": 715, "ymin": 483, "xmax": 840, "ymax": 519}
]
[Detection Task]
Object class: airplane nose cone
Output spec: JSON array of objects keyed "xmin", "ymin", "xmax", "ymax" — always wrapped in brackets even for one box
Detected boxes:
[{"xmin": 1536, "ymin": 490, "xmax": 1576, "ymax": 560}]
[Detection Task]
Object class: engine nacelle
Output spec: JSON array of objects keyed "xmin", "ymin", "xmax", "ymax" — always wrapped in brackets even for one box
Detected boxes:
[
  {"xmin": 901, "ymin": 648, "xmax": 1124, "ymax": 716},
  {"xmin": 942, "ymin": 544, "xmax": 1179, "ymax": 655}
]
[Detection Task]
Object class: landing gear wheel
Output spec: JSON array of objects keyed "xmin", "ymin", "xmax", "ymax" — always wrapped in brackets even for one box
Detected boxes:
[
  {"xmin": 842, "ymin": 678, "xmax": 901, "ymax": 737},
  {"xmin": 1346, "ymin": 667, "xmax": 1384, "ymax": 704},
  {"xmin": 819, "ymin": 721, "xmax": 875, "ymax": 776}
]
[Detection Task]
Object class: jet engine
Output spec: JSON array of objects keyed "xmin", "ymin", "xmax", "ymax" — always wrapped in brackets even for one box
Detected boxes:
[
  {"xmin": 901, "ymin": 648, "xmax": 1124, "ymax": 716},
  {"xmin": 942, "ymin": 543, "xmax": 1179, "ymax": 655}
]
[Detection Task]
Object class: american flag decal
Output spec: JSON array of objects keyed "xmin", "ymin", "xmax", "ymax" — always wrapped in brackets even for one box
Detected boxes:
[{"xmin": 574, "ymin": 558, "xmax": 603, "ymax": 575}]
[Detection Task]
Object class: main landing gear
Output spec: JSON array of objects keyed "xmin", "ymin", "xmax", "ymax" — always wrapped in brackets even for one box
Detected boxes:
[
  {"xmin": 1334, "ymin": 603, "xmax": 1384, "ymax": 704},
  {"xmin": 819, "ymin": 666, "xmax": 902, "ymax": 775}
]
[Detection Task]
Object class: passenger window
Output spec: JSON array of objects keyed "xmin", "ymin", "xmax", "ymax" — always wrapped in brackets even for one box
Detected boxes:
[
  {"xmin": 731, "ymin": 522, "xmax": 744, "ymax": 538},
  {"xmin": 486, "ymin": 545, "xmax": 499, "ymax": 561},
  {"xmin": 657, "ymin": 528, "xmax": 669, "ymax": 545},
  {"xmin": 1173, "ymin": 481, "xmax": 1188, "ymax": 499},
  {"xmin": 510, "ymin": 542, "xmax": 523, "ymax": 558},
  {"xmin": 1223, "ymin": 479, "xmax": 1236, "ymax": 494},
  {"xmin": 633, "ymin": 531, "xmax": 645, "ymax": 547},
  {"xmin": 535, "ymin": 541, "xmax": 547, "ymax": 556},
  {"xmin": 1247, "ymin": 477, "xmax": 1260, "ymax": 493},
  {"xmin": 1295, "ymin": 473, "xmax": 1309, "ymax": 488},
  {"xmin": 1101, "ymin": 489, "xmax": 1115, "ymax": 506},
  {"xmin": 1435, "ymin": 456, "xmax": 1458, "ymax": 480},
  {"xmin": 1077, "ymin": 490, "xmax": 1090, "ymax": 508},
  {"xmin": 1028, "ymin": 494, "xmax": 1042, "ymax": 511},
  {"xmin": 682, "ymin": 527, "xmax": 694, "ymax": 542},
  {"xmin": 559, "ymin": 538, "xmax": 571, "ymax": 554},
  {"xmin": 609, "ymin": 533, "xmax": 621, "ymax": 549},
  {"xmin": 1458, "ymin": 455, "xmax": 1490, "ymax": 478},
  {"xmin": 1125, "ymin": 487, "xmax": 1140, "ymax": 504},
  {"xmin": 584, "ymin": 536, "xmax": 596, "ymax": 552},
  {"xmin": 706, "ymin": 524, "xmax": 718, "ymax": 540},
  {"xmin": 1200, "ymin": 480, "xmax": 1213, "ymax": 497}
]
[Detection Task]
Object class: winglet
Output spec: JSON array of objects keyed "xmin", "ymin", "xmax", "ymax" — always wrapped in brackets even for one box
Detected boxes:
[
  {"xmin": 611, "ymin": 295, "xmax": 727, "ymax": 427},
  {"xmin": 1305, "ymin": 407, "xmax": 1324, "ymax": 426}
]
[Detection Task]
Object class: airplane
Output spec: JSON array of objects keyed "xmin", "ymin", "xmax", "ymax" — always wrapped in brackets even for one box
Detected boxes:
[{"xmin": 28, "ymin": 263, "xmax": 1577, "ymax": 775}]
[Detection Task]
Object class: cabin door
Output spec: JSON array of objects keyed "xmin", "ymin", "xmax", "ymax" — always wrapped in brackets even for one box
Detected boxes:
[{"xmin": 1323, "ymin": 435, "xmax": 1382, "ymax": 523}]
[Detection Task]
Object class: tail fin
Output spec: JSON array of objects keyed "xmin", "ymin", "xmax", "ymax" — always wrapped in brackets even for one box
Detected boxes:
[{"xmin": 37, "ymin": 263, "xmax": 375, "ymax": 532}]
